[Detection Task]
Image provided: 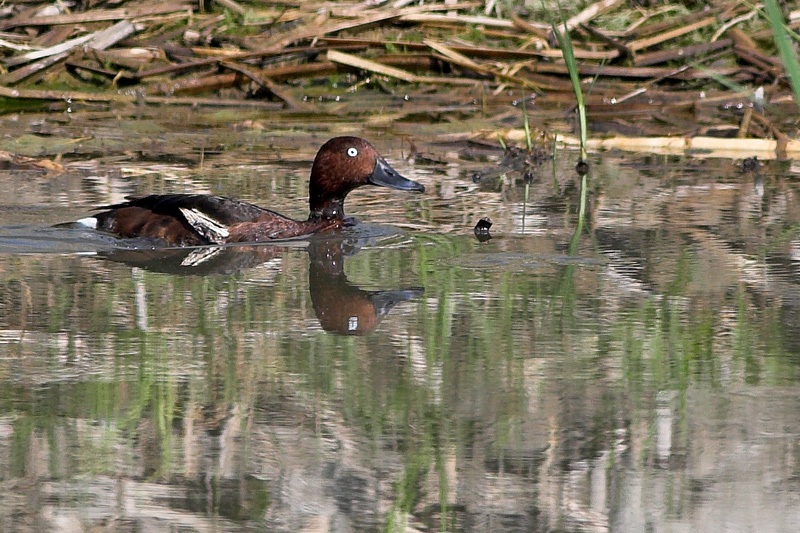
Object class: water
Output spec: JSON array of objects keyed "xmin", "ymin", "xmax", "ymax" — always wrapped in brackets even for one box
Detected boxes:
[{"xmin": 1, "ymin": 108, "xmax": 799, "ymax": 532}]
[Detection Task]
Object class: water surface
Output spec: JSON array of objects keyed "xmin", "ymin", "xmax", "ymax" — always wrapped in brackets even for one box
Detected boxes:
[{"xmin": 1, "ymin": 108, "xmax": 799, "ymax": 532}]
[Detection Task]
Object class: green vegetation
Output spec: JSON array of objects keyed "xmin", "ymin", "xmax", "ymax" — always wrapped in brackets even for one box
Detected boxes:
[
  {"xmin": 550, "ymin": 18, "xmax": 587, "ymax": 162},
  {"xmin": 764, "ymin": 0, "xmax": 800, "ymax": 112}
]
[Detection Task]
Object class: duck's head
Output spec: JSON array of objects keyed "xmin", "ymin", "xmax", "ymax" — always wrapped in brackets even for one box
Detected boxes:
[{"xmin": 308, "ymin": 136, "xmax": 424, "ymax": 220}]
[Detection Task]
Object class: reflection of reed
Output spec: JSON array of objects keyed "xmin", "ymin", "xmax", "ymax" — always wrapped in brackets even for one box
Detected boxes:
[{"xmin": 3, "ymin": 151, "xmax": 800, "ymax": 531}]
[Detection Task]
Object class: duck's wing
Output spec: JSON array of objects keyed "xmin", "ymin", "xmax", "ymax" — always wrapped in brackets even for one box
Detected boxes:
[
  {"xmin": 92, "ymin": 194, "xmax": 297, "ymax": 245},
  {"xmin": 100, "ymin": 194, "xmax": 289, "ymax": 225}
]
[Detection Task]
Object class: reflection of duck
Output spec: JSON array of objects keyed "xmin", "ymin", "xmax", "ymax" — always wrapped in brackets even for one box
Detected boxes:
[
  {"xmin": 99, "ymin": 237, "xmax": 422, "ymax": 335},
  {"xmin": 73, "ymin": 137, "xmax": 424, "ymax": 245},
  {"xmin": 307, "ymin": 239, "xmax": 422, "ymax": 335}
]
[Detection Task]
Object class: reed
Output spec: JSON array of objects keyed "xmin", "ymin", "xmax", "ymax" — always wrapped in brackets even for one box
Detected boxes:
[
  {"xmin": 521, "ymin": 97, "xmax": 534, "ymax": 152},
  {"xmin": 548, "ymin": 7, "xmax": 590, "ymax": 236},
  {"xmin": 550, "ymin": 16, "xmax": 588, "ymax": 162},
  {"xmin": 764, "ymin": 0, "xmax": 800, "ymax": 112}
]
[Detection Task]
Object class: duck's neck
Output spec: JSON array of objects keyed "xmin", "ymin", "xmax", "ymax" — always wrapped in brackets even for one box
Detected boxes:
[{"xmin": 309, "ymin": 197, "xmax": 345, "ymax": 221}]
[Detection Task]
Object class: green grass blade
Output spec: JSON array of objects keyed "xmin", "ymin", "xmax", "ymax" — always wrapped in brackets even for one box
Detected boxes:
[
  {"xmin": 549, "ymin": 17, "xmax": 587, "ymax": 161},
  {"xmin": 764, "ymin": 0, "xmax": 800, "ymax": 112},
  {"xmin": 521, "ymin": 97, "xmax": 533, "ymax": 151}
]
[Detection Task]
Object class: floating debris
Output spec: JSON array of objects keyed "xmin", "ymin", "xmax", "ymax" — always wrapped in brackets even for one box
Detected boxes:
[
  {"xmin": 741, "ymin": 156, "xmax": 761, "ymax": 174},
  {"xmin": 474, "ymin": 217, "xmax": 493, "ymax": 242}
]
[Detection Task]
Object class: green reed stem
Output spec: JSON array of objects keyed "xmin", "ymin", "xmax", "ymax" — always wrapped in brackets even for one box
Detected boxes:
[
  {"xmin": 521, "ymin": 97, "xmax": 533, "ymax": 151},
  {"xmin": 550, "ymin": 18, "xmax": 587, "ymax": 161},
  {"xmin": 764, "ymin": 0, "xmax": 800, "ymax": 112}
]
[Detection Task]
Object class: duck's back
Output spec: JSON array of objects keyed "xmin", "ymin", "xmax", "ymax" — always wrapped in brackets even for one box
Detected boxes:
[{"xmin": 93, "ymin": 194, "xmax": 295, "ymax": 245}]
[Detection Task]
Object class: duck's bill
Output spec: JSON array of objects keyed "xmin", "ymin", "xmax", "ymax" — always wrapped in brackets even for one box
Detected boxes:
[{"xmin": 369, "ymin": 158, "xmax": 425, "ymax": 192}]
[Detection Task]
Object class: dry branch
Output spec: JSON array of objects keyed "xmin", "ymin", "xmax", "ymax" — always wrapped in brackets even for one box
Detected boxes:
[
  {"xmin": 0, "ymin": 3, "xmax": 192, "ymax": 30},
  {"xmin": 1, "ymin": 20, "xmax": 136, "ymax": 85},
  {"xmin": 327, "ymin": 49, "xmax": 478, "ymax": 86}
]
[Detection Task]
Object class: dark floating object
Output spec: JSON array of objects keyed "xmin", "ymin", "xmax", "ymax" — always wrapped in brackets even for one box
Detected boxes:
[
  {"xmin": 741, "ymin": 156, "xmax": 761, "ymax": 174},
  {"xmin": 474, "ymin": 217, "xmax": 493, "ymax": 242},
  {"xmin": 575, "ymin": 159, "xmax": 590, "ymax": 176}
]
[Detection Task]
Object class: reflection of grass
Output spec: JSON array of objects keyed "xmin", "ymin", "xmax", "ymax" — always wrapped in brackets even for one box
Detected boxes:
[{"xmin": 4, "ymin": 226, "xmax": 800, "ymax": 525}]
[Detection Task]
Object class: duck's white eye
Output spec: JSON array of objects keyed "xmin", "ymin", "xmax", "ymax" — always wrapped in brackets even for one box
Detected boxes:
[{"xmin": 346, "ymin": 147, "xmax": 358, "ymax": 157}]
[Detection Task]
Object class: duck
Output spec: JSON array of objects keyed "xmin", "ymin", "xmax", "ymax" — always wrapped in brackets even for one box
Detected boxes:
[{"xmin": 77, "ymin": 136, "xmax": 425, "ymax": 245}]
